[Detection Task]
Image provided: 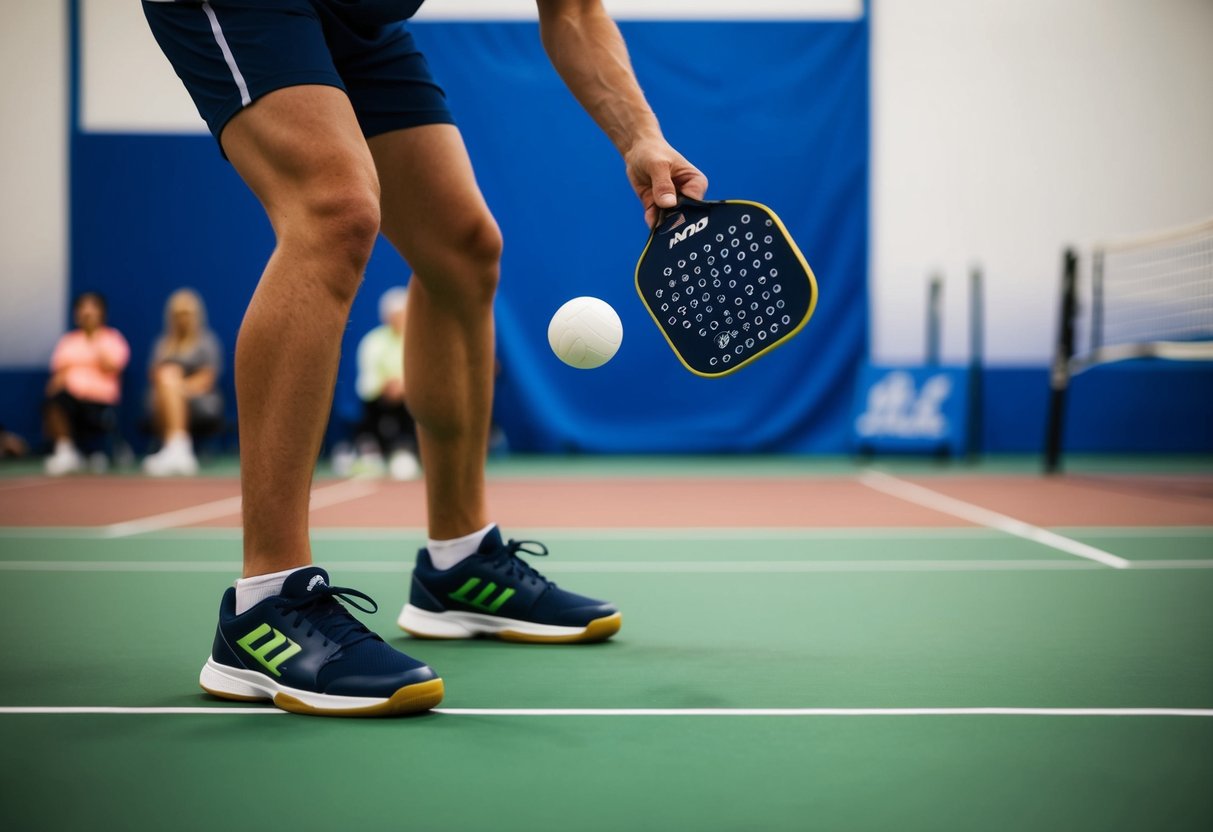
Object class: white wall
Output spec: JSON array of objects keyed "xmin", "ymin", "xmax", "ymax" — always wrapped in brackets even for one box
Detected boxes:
[
  {"xmin": 79, "ymin": 0, "xmax": 862, "ymax": 133},
  {"xmin": 0, "ymin": 2, "xmax": 67, "ymax": 368},
  {"xmin": 872, "ymin": 0, "xmax": 1213, "ymax": 364},
  {"xmin": 4, "ymin": 0, "xmax": 1211, "ymax": 369},
  {"xmin": 81, "ymin": 0, "xmax": 203, "ymax": 133}
]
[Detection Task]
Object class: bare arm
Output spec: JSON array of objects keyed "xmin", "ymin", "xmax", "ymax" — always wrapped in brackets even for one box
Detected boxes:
[
  {"xmin": 92, "ymin": 330, "xmax": 129, "ymax": 375},
  {"xmin": 537, "ymin": 0, "xmax": 707, "ymax": 226},
  {"xmin": 46, "ymin": 370, "xmax": 66, "ymax": 395},
  {"xmin": 183, "ymin": 368, "xmax": 217, "ymax": 397}
]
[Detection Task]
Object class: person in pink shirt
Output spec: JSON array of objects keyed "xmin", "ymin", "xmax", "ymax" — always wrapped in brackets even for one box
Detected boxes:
[{"xmin": 43, "ymin": 292, "xmax": 130, "ymax": 475}]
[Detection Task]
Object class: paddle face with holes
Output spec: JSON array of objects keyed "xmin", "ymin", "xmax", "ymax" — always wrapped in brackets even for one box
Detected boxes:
[{"xmin": 635, "ymin": 198, "xmax": 817, "ymax": 377}]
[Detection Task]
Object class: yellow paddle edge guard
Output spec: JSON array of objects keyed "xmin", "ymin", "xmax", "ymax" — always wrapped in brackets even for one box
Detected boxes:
[{"xmin": 634, "ymin": 199, "xmax": 819, "ymax": 378}]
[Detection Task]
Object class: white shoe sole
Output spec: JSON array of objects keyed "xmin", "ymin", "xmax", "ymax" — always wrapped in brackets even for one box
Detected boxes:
[
  {"xmin": 44, "ymin": 457, "xmax": 82, "ymax": 476},
  {"xmin": 143, "ymin": 457, "xmax": 198, "ymax": 477},
  {"xmin": 398, "ymin": 604, "xmax": 622, "ymax": 644},
  {"xmin": 198, "ymin": 658, "xmax": 443, "ymax": 717}
]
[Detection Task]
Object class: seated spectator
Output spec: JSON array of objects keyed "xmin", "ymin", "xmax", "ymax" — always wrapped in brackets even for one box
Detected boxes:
[
  {"xmin": 354, "ymin": 286, "xmax": 419, "ymax": 480},
  {"xmin": 143, "ymin": 288, "xmax": 224, "ymax": 476},
  {"xmin": 43, "ymin": 292, "xmax": 130, "ymax": 475}
]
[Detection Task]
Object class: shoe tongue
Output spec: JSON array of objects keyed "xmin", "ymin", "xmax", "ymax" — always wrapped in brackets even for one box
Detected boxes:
[
  {"xmin": 280, "ymin": 566, "xmax": 332, "ymax": 599},
  {"xmin": 476, "ymin": 526, "xmax": 504, "ymax": 555}
]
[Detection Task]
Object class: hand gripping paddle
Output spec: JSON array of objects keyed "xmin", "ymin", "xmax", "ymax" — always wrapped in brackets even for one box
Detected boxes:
[{"xmin": 635, "ymin": 197, "xmax": 818, "ymax": 377}]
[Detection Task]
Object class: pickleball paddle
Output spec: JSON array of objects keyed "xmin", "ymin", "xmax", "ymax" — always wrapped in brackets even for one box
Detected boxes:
[{"xmin": 635, "ymin": 197, "xmax": 817, "ymax": 377}]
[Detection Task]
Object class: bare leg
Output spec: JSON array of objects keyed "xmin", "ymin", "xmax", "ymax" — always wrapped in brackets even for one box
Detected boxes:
[
  {"xmin": 151, "ymin": 364, "xmax": 189, "ymax": 438},
  {"xmin": 220, "ymin": 86, "xmax": 381, "ymax": 578},
  {"xmin": 44, "ymin": 403, "xmax": 72, "ymax": 443},
  {"xmin": 369, "ymin": 125, "xmax": 501, "ymax": 540}
]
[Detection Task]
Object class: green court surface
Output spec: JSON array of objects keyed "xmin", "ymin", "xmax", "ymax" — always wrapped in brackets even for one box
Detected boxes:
[{"xmin": 1, "ymin": 519, "xmax": 1211, "ymax": 831}]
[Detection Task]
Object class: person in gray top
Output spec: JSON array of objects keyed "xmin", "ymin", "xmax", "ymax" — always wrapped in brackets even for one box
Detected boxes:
[{"xmin": 143, "ymin": 288, "xmax": 224, "ymax": 476}]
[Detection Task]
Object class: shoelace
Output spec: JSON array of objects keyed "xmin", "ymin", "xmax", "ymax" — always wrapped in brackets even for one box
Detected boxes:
[
  {"xmin": 491, "ymin": 539, "xmax": 555, "ymax": 588},
  {"xmin": 276, "ymin": 584, "xmax": 380, "ymax": 649}
]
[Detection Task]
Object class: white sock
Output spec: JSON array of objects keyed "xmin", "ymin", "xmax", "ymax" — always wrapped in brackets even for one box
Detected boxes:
[
  {"xmin": 234, "ymin": 566, "xmax": 307, "ymax": 614},
  {"xmin": 165, "ymin": 432, "xmax": 192, "ymax": 454},
  {"xmin": 428, "ymin": 523, "xmax": 496, "ymax": 571},
  {"xmin": 54, "ymin": 438, "xmax": 76, "ymax": 456}
]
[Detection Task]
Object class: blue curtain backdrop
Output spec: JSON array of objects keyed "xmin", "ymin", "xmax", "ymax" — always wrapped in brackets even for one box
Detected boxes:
[{"xmin": 70, "ymin": 17, "xmax": 870, "ymax": 452}]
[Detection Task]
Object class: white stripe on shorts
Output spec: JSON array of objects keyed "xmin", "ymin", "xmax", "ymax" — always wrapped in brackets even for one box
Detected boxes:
[{"xmin": 201, "ymin": 2, "xmax": 251, "ymax": 107}]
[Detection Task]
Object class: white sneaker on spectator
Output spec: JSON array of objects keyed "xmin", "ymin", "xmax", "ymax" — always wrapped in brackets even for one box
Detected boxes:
[
  {"xmin": 331, "ymin": 441, "xmax": 357, "ymax": 477},
  {"xmin": 45, "ymin": 442, "xmax": 83, "ymax": 476},
  {"xmin": 351, "ymin": 451, "xmax": 386, "ymax": 478},
  {"xmin": 388, "ymin": 449, "xmax": 421, "ymax": 481},
  {"xmin": 143, "ymin": 435, "xmax": 199, "ymax": 477}
]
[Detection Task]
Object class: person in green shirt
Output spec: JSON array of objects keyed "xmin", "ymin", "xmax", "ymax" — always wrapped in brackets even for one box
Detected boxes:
[{"xmin": 354, "ymin": 286, "xmax": 419, "ymax": 479}]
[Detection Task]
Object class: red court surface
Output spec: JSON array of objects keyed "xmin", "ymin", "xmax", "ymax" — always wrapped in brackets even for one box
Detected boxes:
[{"xmin": 2, "ymin": 472, "xmax": 1211, "ymax": 530}]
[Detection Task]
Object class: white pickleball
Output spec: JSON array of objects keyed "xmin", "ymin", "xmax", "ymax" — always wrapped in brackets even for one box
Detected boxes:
[{"xmin": 547, "ymin": 297, "xmax": 623, "ymax": 369}]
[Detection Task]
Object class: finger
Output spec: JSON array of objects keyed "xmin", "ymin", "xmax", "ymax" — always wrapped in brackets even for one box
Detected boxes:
[
  {"xmin": 648, "ymin": 160, "xmax": 678, "ymax": 209},
  {"xmin": 674, "ymin": 167, "xmax": 709, "ymax": 200}
]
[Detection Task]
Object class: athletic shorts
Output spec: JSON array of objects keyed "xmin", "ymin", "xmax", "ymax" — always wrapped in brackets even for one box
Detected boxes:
[{"xmin": 141, "ymin": 0, "xmax": 453, "ymax": 147}]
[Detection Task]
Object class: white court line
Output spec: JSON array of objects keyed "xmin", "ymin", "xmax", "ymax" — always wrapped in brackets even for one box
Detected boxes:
[
  {"xmin": 99, "ymin": 495, "xmax": 244, "ymax": 539},
  {"xmin": 440, "ymin": 708, "xmax": 1213, "ymax": 717},
  {"xmin": 3, "ymin": 525, "xmax": 1209, "ymax": 541},
  {"xmin": 1127, "ymin": 559, "xmax": 1213, "ymax": 570},
  {"xmin": 0, "ymin": 526, "xmax": 1004, "ymax": 541},
  {"xmin": 860, "ymin": 470, "xmax": 1132, "ymax": 570},
  {"xmin": 0, "ymin": 706, "xmax": 1209, "ymax": 717},
  {"xmin": 2, "ymin": 559, "xmax": 1211, "ymax": 573},
  {"xmin": 98, "ymin": 478, "xmax": 379, "ymax": 539}
]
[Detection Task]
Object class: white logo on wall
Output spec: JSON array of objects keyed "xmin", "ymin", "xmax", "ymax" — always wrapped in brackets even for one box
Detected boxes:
[{"xmin": 856, "ymin": 371, "xmax": 952, "ymax": 439}]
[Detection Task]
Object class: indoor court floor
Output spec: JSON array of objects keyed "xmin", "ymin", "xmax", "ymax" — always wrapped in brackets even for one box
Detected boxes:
[{"xmin": 0, "ymin": 456, "xmax": 1210, "ymax": 830}]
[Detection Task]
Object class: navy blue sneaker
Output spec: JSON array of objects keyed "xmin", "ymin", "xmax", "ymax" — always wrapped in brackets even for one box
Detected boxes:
[
  {"xmin": 397, "ymin": 527, "xmax": 621, "ymax": 643},
  {"xmin": 199, "ymin": 566, "xmax": 443, "ymax": 716}
]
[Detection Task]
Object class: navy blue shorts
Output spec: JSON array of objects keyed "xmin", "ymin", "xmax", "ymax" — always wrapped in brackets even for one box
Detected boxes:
[{"xmin": 142, "ymin": 0, "xmax": 453, "ymax": 147}]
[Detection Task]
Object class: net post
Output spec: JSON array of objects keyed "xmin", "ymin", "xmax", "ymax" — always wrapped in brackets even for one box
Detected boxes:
[
  {"xmin": 926, "ymin": 273, "xmax": 943, "ymax": 366},
  {"xmin": 967, "ymin": 264, "xmax": 984, "ymax": 461},
  {"xmin": 1045, "ymin": 248, "xmax": 1078, "ymax": 474}
]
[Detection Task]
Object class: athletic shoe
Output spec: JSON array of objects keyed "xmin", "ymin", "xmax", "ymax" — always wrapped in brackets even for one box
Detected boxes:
[
  {"xmin": 388, "ymin": 448, "xmax": 421, "ymax": 481},
  {"xmin": 398, "ymin": 527, "xmax": 622, "ymax": 643},
  {"xmin": 142, "ymin": 439, "xmax": 198, "ymax": 476},
  {"xmin": 351, "ymin": 451, "xmax": 386, "ymax": 478},
  {"xmin": 200, "ymin": 566, "xmax": 443, "ymax": 716},
  {"xmin": 44, "ymin": 444, "xmax": 83, "ymax": 476}
]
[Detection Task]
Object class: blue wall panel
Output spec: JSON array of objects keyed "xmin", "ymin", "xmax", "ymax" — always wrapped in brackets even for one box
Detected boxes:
[{"xmin": 68, "ymin": 19, "xmax": 869, "ymax": 453}]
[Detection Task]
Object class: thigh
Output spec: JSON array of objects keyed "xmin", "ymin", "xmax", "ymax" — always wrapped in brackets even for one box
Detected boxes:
[
  {"xmin": 220, "ymin": 84, "xmax": 377, "ymax": 227},
  {"xmin": 59, "ymin": 398, "xmax": 112, "ymax": 440},
  {"xmin": 368, "ymin": 124, "xmax": 497, "ymax": 276},
  {"xmin": 46, "ymin": 391, "xmax": 81, "ymax": 422}
]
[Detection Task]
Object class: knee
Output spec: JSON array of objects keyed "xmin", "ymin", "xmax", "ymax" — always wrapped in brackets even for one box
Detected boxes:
[
  {"xmin": 308, "ymin": 185, "xmax": 382, "ymax": 266},
  {"xmin": 416, "ymin": 212, "xmax": 502, "ymax": 306},
  {"xmin": 291, "ymin": 184, "xmax": 382, "ymax": 303},
  {"xmin": 153, "ymin": 363, "xmax": 184, "ymax": 390},
  {"xmin": 461, "ymin": 212, "xmax": 504, "ymax": 273}
]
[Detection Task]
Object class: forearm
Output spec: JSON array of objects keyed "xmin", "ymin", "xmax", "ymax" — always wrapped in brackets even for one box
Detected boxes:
[
  {"xmin": 97, "ymin": 356, "xmax": 121, "ymax": 374},
  {"xmin": 538, "ymin": 0, "xmax": 662, "ymax": 154},
  {"xmin": 46, "ymin": 370, "xmax": 66, "ymax": 394},
  {"xmin": 95, "ymin": 339, "xmax": 129, "ymax": 374},
  {"xmin": 183, "ymin": 369, "xmax": 217, "ymax": 397}
]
